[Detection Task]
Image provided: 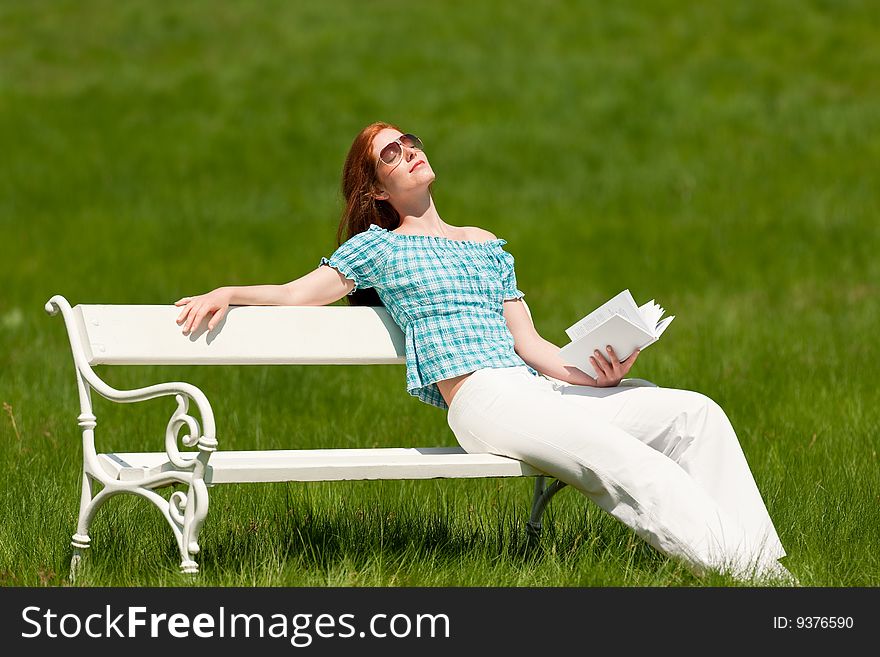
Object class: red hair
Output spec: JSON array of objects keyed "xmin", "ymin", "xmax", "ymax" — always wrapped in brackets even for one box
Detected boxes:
[{"xmin": 335, "ymin": 121, "xmax": 404, "ymax": 306}]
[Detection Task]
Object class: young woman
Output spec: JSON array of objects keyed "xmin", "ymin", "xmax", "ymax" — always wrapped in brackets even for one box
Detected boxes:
[{"xmin": 174, "ymin": 121, "xmax": 795, "ymax": 584}]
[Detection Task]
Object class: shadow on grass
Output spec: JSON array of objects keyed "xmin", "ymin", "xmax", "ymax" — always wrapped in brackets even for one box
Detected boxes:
[{"xmin": 58, "ymin": 483, "xmax": 731, "ymax": 587}]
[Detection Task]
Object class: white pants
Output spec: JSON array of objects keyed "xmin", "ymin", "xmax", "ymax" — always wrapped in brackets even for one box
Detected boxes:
[{"xmin": 446, "ymin": 365, "xmax": 792, "ymax": 582}]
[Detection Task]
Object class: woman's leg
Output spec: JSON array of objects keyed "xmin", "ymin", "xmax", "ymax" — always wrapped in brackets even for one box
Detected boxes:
[
  {"xmin": 447, "ymin": 367, "xmax": 786, "ymax": 581},
  {"xmin": 547, "ymin": 381, "xmax": 787, "ymax": 565}
]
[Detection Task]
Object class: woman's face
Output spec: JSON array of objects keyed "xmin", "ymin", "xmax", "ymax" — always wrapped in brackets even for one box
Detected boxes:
[{"xmin": 371, "ymin": 128, "xmax": 435, "ymax": 201}]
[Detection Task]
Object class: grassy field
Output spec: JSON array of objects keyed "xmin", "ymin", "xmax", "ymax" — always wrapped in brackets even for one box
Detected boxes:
[{"xmin": 1, "ymin": 0, "xmax": 878, "ymax": 587}]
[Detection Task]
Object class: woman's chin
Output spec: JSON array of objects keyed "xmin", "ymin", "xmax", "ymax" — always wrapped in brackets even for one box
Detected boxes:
[{"xmin": 412, "ymin": 168, "xmax": 436, "ymax": 186}]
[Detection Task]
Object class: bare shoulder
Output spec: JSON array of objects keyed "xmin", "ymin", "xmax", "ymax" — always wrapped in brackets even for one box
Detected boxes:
[{"xmin": 466, "ymin": 226, "xmax": 498, "ymax": 243}]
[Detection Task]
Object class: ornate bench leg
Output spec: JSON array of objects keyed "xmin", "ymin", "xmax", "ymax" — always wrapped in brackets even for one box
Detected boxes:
[
  {"xmin": 69, "ymin": 472, "xmax": 210, "ymax": 577},
  {"xmin": 526, "ymin": 475, "xmax": 568, "ymax": 540},
  {"xmin": 70, "ymin": 536, "xmax": 90, "ymax": 581},
  {"xmin": 70, "ymin": 471, "xmax": 94, "ymax": 580},
  {"xmin": 169, "ymin": 477, "xmax": 210, "ymax": 575},
  {"xmin": 69, "ymin": 473, "xmax": 121, "ymax": 581}
]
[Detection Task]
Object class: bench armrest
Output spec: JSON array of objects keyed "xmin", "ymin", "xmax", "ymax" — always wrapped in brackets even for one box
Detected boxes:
[{"xmin": 46, "ymin": 295, "xmax": 217, "ymax": 464}]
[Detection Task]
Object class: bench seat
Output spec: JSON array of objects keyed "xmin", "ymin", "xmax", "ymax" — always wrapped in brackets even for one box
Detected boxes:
[{"xmin": 100, "ymin": 447, "xmax": 540, "ymax": 484}]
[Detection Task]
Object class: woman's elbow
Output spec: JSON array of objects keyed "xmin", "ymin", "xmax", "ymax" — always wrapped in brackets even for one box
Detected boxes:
[{"xmin": 513, "ymin": 332, "xmax": 544, "ymax": 358}]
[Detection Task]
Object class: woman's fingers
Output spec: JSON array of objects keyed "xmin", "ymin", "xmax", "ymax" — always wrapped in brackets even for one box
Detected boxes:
[
  {"xmin": 590, "ymin": 346, "xmax": 641, "ymax": 387},
  {"xmin": 176, "ymin": 298, "xmax": 195, "ymax": 324},
  {"xmin": 185, "ymin": 309, "xmax": 199, "ymax": 333},
  {"xmin": 605, "ymin": 345, "xmax": 623, "ymax": 377},
  {"xmin": 588, "ymin": 357, "xmax": 598, "ymax": 380},
  {"xmin": 189, "ymin": 307, "xmax": 210, "ymax": 334},
  {"xmin": 182, "ymin": 303, "xmax": 201, "ymax": 333},
  {"xmin": 175, "ymin": 292, "xmax": 228, "ymax": 334},
  {"xmin": 621, "ymin": 348, "xmax": 641, "ymax": 375},
  {"xmin": 591, "ymin": 350, "xmax": 610, "ymax": 377},
  {"xmin": 207, "ymin": 306, "xmax": 226, "ymax": 331}
]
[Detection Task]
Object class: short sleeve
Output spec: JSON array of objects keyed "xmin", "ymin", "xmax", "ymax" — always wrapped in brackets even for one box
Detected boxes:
[
  {"xmin": 495, "ymin": 242, "xmax": 525, "ymax": 301},
  {"xmin": 318, "ymin": 227, "xmax": 392, "ymax": 296}
]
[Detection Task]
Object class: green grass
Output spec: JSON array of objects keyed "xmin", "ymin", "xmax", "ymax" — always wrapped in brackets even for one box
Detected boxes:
[{"xmin": 1, "ymin": 0, "xmax": 878, "ymax": 586}]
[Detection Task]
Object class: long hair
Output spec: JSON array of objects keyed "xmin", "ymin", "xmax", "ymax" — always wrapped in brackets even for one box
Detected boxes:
[{"xmin": 335, "ymin": 121, "xmax": 404, "ymax": 307}]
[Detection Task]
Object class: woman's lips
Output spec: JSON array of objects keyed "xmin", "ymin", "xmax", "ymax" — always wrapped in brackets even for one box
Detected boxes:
[{"xmin": 409, "ymin": 160, "xmax": 425, "ymax": 172}]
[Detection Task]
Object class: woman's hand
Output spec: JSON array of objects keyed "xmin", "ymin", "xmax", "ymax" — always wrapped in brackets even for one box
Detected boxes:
[
  {"xmin": 590, "ymin": 345, "xmax": 640, "ymax": 387},
  {"xmin": 174, "ymin": 287, "xmax": 232, "ymax": 335}
]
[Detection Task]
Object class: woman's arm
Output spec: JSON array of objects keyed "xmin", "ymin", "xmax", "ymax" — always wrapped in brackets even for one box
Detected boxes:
[
  {"xmin": 175, "ymin": 265, "xmax": 355, "ymax": 335},
  {"xmin": 503, "ymin": 299, "xmax": 639, "ymax": 387},
  {"xmin": 284, "ymin": 265, "xmax": 356, "ymax": 305}
]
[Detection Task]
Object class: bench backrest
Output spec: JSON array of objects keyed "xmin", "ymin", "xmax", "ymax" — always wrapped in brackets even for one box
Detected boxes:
[{"xmin": 68, "ymin": 304, "xmax": 408, "ymax": 366}]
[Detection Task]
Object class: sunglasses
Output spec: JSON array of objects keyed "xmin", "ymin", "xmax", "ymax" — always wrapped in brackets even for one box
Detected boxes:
[{"xmin": 377, "ymin": 133, "xmax": 424, "ymax": 168}]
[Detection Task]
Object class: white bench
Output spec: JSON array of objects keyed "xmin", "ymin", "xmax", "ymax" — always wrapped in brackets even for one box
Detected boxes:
[{"xmin": 47, "ymin": 294, "xmax": 600, "ymax": 576}]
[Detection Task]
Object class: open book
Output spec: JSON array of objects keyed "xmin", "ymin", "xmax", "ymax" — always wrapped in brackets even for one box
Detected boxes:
[{"xmin": 558, "ymin": 289, "xmax": 675, "ymax": 379}]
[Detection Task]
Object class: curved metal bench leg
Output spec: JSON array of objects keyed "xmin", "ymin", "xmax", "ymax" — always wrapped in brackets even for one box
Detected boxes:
[{"xmin": 526, "ymin": 475, "xmax": 567, "ymax": 540}]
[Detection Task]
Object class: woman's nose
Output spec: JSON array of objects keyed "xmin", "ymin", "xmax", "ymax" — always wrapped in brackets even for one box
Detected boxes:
[{"xmin": 404, "ymin": 146, "xmax": 417, "ymax": 160}]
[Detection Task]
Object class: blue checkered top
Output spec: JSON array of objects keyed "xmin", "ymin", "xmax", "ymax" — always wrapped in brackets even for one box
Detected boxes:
[{"xmin": 319, "ymin": 223, "xmax": 539, "ymax": 409}]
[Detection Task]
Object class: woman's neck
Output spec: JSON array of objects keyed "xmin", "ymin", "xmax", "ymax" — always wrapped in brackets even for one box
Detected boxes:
[{"xmin": 393, "ymin": 195, "xmax": 448, "ymax": 235}]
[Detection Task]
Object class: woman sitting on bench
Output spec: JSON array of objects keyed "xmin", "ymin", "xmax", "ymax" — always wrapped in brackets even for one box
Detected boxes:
[{"xmin": 174, "ymin": 121, "xmax": 795, "ymax": 584}]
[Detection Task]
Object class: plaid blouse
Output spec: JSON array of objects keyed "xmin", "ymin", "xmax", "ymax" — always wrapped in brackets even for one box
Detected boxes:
[{"xmin": 319, "ymin": 223, "xmax": 539, "ymax": 409}]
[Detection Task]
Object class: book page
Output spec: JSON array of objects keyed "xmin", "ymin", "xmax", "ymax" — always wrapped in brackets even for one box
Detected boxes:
[
  {"xmin": 654, "ymin": 315, "xmax": 675, "ymax": 337},
  {"xmin": 638, "ymin": 299, "xmax": 665, "ymax": 335},
  {"xmin": 565, "ymin": 290, "xmax": 647, "ymax": 341}
]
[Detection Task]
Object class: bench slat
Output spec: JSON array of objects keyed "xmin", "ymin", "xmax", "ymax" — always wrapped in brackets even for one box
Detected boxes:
[
  {"xmin": 77, "ymin": 304, "xmax": 406, "ymax": 365},
  {"xmin": 99, "ymin": 448, "xmax": 541, "ymax": 484}
]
